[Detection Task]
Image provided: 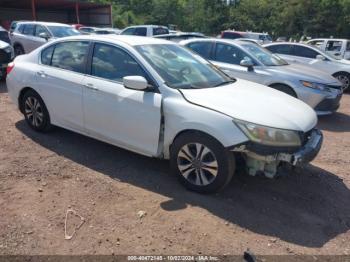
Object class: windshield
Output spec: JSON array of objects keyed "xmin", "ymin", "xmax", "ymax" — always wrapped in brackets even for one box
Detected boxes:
[
  {"xmin": 135, "ymin": 44, "xmax": 234, "ymax": 89},
  {"xmin": 47, "ymin": 26, "xmax": 80, "ymax": 37},
  {"xmin": 242, "ymin": 43, "xmax": 288, "ymax": 66}
]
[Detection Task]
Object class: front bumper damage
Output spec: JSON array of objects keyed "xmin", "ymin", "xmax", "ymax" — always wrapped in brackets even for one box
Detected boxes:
[{"xmin": 232, "ymin": 129, "xmax": 323, "ymax": 178}]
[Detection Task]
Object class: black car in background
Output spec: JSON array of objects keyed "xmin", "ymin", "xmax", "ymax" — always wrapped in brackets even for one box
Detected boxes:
[
  {"xmin": 0, "ymin": 27, "xmax": 14, "ymax": 80},
  {"xmin": 0, "ymin": 26, "xmax": 10, "ymax": 44}
]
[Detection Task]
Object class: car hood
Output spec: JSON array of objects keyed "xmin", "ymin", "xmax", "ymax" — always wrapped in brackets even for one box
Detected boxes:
[
  {"xmin": 181, "ymin": 78, "xmax": 317, "ymax": 132},
  {"xmin": 265, "ymin": 63, "xmax": 341, "ymax": 85},
  {"xmin": 0, "ymin": 40, "xmax": 9, "ymax": 49}
]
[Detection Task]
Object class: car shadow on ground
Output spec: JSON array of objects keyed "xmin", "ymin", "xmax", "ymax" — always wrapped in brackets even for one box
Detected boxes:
[
  {"xmin": 0, "ymin": 80, "xmax": 7, "ymax": 93},
  {"xmin": 318, "ymin": 111, "xmax": 350, "ymax": 132},
  {"xmin": 16, "ymin": 120, "xmax": 350, "ymax": 248}
]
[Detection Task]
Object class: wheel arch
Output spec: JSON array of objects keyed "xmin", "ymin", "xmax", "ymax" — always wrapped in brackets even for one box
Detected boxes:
[
  {"xmin": 18, "ymin": 87, "xmax": 40, "ymax": 114},
  {"xmin": 268, "ymin": 83, "xmax": 298, "ymax": 98}
]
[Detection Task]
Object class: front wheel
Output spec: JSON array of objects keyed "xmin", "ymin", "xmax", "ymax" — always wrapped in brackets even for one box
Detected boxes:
[
  {"xmin": 333, "ymin": 72, "xmax": 350, "ymax": 91},
  {"xmin": 170, "ymin": 132, "xmax": 235, "ymax": 194}
]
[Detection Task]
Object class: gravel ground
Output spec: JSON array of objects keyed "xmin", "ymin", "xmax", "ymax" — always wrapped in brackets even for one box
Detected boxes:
[{"xmin": 0, "ymin": 81, "xmax": 349, "ymax": 256}]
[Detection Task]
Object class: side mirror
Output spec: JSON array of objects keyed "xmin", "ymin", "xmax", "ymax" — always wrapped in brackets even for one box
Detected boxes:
[
  {"xmin": 240, "ymin": 58, "xmax": 254, "ymax": 71},
  {"xmin": 123, "ymin": 76, "xmax": 148, "ymax": 91},
  {"xmin": 316, "ymin": 54, "xmax": 326, "ymax": 61},
  {"xmin": 38, "ymin": 32, "xmax": 50, "ymax": 41}
]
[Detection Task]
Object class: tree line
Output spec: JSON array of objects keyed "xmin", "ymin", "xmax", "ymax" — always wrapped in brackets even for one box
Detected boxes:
[{"xmin": 93, "ymin": 0, "xmax": 350, "ymax": 39}]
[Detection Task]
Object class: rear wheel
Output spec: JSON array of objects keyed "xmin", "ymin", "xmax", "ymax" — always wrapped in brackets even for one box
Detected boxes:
[
  {"xmin": 21, "ymin": 90, "xmax": 52, "ymax": 132},
  {"xmin": 270, "ymin": 84, "xmax": 297, "ymax": 98},
  {"xmin": 333, "ymin": 72, "xmax": 350, "ymax": 91},
  {"xmin": 170, "ymin": 132, "xmax": 235, "ymax": 194}
]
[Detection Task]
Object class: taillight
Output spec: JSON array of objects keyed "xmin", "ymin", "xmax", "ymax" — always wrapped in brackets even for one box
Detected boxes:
[{"xmin": 6, "ymin": 62, "xmax": 14, "ymax": 75}]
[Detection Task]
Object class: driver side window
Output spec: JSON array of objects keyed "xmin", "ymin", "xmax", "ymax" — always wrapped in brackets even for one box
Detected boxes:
[
  {"xmin": 91, "ymin": 43, "xmax": 148, "ymax": 83},
  {"xmin": 214, "ymin": 43, "xmax": 253, "ymax": 65}
]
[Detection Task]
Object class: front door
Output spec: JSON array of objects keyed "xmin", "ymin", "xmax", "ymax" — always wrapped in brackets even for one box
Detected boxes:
[{"xmin": 82, "ymin": 43, "xmax": 162, "ymax": 156}]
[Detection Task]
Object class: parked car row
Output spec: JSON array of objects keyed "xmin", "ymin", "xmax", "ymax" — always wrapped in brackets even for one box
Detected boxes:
[
  {"xmin": 180, "ymin": 38, "xmax": 343, "ymax": 115},
  {"xmin": 1, "ymin": 21, "xmax": 348, "ymax": 193}
]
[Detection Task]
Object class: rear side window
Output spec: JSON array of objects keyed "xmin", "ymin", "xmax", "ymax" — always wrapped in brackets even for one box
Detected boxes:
[
  {"xmin": 266, "ymin": 44, "xmax": 293, "ymax": 55},
  {"xmin": 187, "ymin": 42, "xmax": 212, "ymax": 59},
  {"xmin": 346, "ymin": 41, "xmax": 350, "ymax": 51},
  {"xmin": 51, "ymin": 41, "xmax": 89, "ymax": 73},
  {"xmin": 41, "ymin": 45, "xmax": 55, "ymax": 65},
  {"xmin": 293, "ymin": 45, "xmax": 318, "ymax": 59},
  {"xmin": 222, "ymin": 32, "xmax": 242, "ymax": 39},
  {"xmin": 153, "ymin": 27, "xmax": 169, "ymax": 36},
  {"xmin": 121, "ymin": 27, "xmax": 136, "ymax": 35},
  {"xmin": 91, "ymin": 43, "xmax": 147, "ymax": 82},
  {"xmin": 134, "ymin": 27, "xmax": 147, "ymax": 36},
  {"xmin": 23, "ymin": 24, "xmax": 35, "ymax": 35}
]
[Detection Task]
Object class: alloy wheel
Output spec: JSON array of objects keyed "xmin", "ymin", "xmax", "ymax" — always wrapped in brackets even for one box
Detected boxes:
[
  {"xmin": 177, "ymin": 143, "xmax": 218, "ymax": 186},
  {"xmin": 24, "ymin": 96, "xmax": 44, "ymax": 127},
  {"xmin": 336, "ymin": 74, "xmax": 350, "ymax": 91}
]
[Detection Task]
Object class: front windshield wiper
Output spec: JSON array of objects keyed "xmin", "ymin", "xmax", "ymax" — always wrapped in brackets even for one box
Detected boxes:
[{"xmin": 214, "ymin": 79, "xmax": 236, "ymax": 87}]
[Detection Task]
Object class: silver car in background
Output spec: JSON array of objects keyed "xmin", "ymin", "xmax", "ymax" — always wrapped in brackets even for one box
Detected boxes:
[
  {"xmin": 180, "ymin": 39, "xmax": 343, "ymax": 115},
  {"xmin": 10, "ymin": 21, "xmax": 80, "ymax": 56},
  {"xmin": 264, "ymin": 42, "xmax": 350, "ymax": 91}
]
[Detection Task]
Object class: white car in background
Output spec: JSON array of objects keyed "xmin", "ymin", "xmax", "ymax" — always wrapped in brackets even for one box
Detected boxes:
[
  {"xmin": 181, "ymin": 39, "xmax": 343, "ymax": 115},
  {"xmin": 264, "ymin": 42, "xmax": 350, "ymax": 91},
  {"xmin": 307, "ymin": 38, "xmax": 350, "ymax": 60},
  {"xmin": 6, "ymin": 35, "xmax": 323, "ymax": 193},
  {"xmin": 120, "ymin": 25, "xmax": 169, "ymax": 37}
]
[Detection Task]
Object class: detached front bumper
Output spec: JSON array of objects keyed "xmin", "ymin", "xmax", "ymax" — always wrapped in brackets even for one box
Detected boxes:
[
  {"xmin": 232, "ymin": 129, "xmax": 323, "ymax": 177},
  {"xmin": 278, "ymin": 129, "xmax": 323, "ymax": 166}
]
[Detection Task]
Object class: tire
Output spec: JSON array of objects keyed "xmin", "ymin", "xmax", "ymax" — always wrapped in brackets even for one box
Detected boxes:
[
  {"xmin": 170, "ymin": 132, "xmax": 235, "ymax": 194},
  {"xmin": 333, "ymin": 72, "xmax": 350, "ymax": 92},
  {"xmin": 14, "ymin": 44, "xmax": 25, "ymax": 56},
  {"xmin": 270, "ymin": 84, "xmax": 297, "ymax": 98},
  {"xmin": 21, "ymin": 90, "xmax": 52, "ymax": 132}
]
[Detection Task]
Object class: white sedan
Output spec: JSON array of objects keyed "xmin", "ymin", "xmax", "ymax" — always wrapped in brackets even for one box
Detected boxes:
[{"xmin": 6, "ymin": 35, "xmax": 323, "ymax": 193}]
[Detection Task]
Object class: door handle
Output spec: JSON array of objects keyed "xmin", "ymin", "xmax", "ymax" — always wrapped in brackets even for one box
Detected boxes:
[
  {"xmin": 84, "ymin": 83, "xmax": 99, "ymax": 91},
  {"xmin": 37, "ymin": 70, "xmax": 47, "ymax": 77}
]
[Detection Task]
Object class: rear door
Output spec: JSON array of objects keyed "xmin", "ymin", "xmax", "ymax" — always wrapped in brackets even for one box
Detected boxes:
[
  {"xmin": 20, "ymin": 24, "xmax": 37, "ymax": 53},
  {"xmin": 35, "ymin": 41, "xmax": 90, "ymax": 132},
  {"xmin": 82, "ymin": 42, "xmax": 162, "ymax": 156}
]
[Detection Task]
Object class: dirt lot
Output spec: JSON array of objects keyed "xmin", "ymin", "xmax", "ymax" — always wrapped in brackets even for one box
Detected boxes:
[{"xmin": 0, "ymin": 80, "xmax": 349, "ymax": 256}]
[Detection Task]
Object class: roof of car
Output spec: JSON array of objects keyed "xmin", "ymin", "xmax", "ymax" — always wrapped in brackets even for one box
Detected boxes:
[
  {"xmin": 61, "ymin": 35, "xmax": 175, "ymax": 46},
  {"xmin": 124, "ymin": 25, "xmax": 168, "ymax": 29},
  {"xmin": 17, "ymin": 21, "xmax": 71, "ymax": 27},
  {"xmin": 307, "ymin": 38, "xmax": 349, "ymax": 42},
  {"xmin": 180, "ymin": 38, "xmax": 250, "ymax": 46}
]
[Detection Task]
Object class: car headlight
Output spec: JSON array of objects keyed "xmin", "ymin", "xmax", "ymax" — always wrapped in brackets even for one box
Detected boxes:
[
  {"xmin": 300, "ymin": 80, "xmax": 329, "ymax": 91},
  {"xmin": 235, "ymin": 120, "xmax": 301, "ymax": 147}
]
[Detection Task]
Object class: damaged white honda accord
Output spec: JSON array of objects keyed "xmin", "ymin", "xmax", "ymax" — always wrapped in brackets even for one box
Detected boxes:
[{"xmin": 6, "ymin": 35, "xmax": 323, "ymax": 193}]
